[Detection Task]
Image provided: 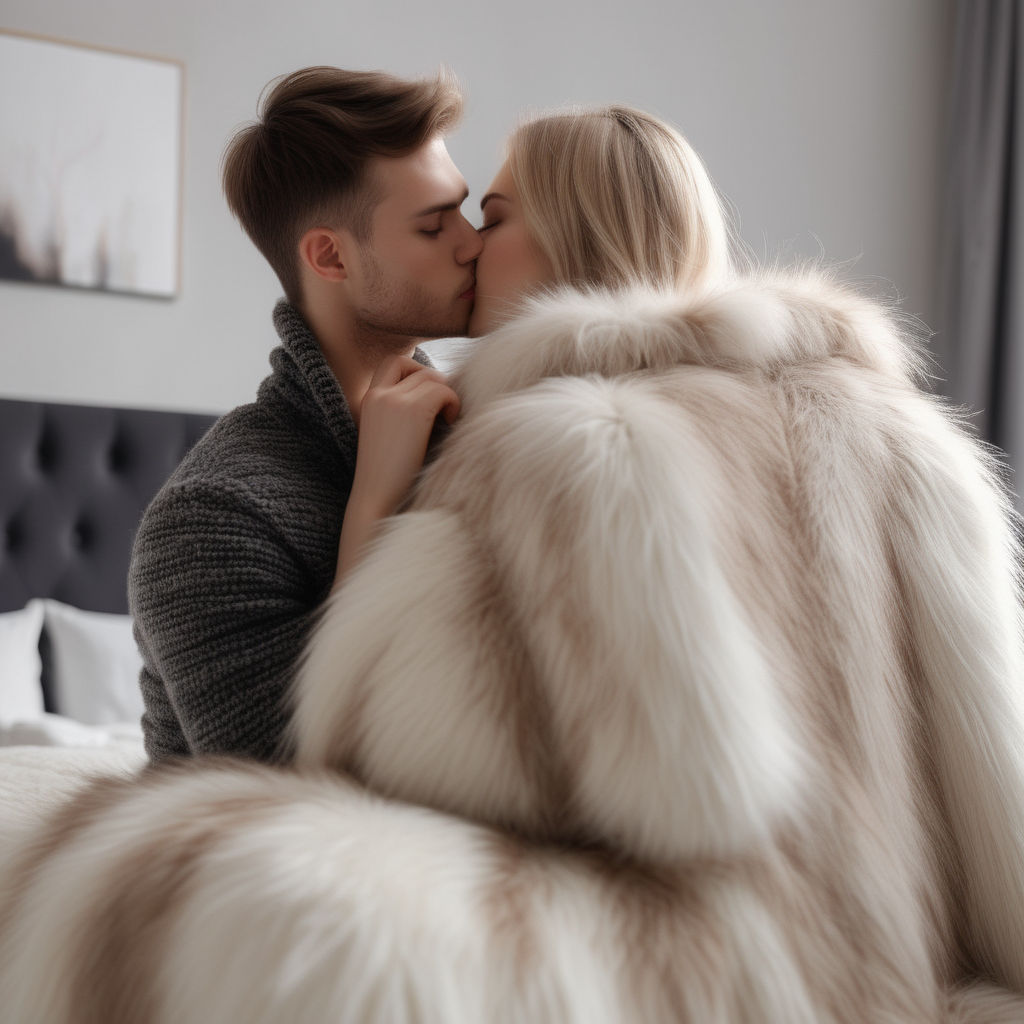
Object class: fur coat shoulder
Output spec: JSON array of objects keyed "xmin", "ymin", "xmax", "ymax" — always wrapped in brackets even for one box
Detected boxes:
[{"xmin": 290, "ymin": 271, "xmax": 1024, "ymax": 1019}]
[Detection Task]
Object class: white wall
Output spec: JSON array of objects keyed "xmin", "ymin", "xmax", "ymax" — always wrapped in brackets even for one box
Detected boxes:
[{"xmin": 0, "ymin": 0, "xmax": 953, "ymax": 414}]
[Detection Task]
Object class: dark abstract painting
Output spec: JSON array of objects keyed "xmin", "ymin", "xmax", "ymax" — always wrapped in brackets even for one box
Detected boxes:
[{"xmin": 0, "ymin": 31, "xmax": 182, "ymax": 298}]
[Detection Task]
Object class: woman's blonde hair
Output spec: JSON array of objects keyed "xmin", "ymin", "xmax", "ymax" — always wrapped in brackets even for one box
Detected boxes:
[{"xmin": 507, "ymin": 106, "xmax": 732, "ymax": 292}]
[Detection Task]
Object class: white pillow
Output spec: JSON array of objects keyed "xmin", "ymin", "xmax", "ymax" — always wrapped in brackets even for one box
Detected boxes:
[
  {"xmin": 43, "ymin": 600, "xmax": 145, "ymax": 726},
  {"xmin": 0, "ymin": 601, "xmax": 46, "ymax": 723}
]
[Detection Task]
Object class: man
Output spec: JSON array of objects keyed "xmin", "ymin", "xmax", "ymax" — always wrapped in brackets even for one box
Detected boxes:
[{"xmin": 128, "ymin": 67, "xmax": 482, "ymax": 762}]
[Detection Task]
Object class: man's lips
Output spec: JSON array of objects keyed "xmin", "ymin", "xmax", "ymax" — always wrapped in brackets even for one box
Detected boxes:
[{"xmin": 459, "ymin": 280, "xmax": 475, "ymax": 301}]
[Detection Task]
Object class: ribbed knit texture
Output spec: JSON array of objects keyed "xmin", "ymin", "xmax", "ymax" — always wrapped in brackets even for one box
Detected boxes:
[{"xmin": 129, "ymin": 301, "xmax": 429, "ymax": 762}]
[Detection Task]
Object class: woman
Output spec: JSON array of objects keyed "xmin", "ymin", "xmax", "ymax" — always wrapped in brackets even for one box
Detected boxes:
[
  {"xmin": 467, "ymin": 105, "xmax": 732, "ymax": 336},
  {"xmin": 291, "ymin": 105, "xmax": 1024, "ymax": 1020},
  {"xmin": 4, "ymin": 106, "xmax": 1024, "ymax": 1023},
  {"xmin": 334, "ymin": 105, "xmax": 731, "ymax": 586}
]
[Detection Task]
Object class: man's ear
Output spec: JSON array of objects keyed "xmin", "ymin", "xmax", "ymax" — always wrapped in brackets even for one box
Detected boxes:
[{"xmin": 298, "ymin": 227, "xmax": 352, "ymax": 283}]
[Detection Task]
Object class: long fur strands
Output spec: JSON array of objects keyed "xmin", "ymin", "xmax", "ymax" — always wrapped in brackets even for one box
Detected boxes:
[{"xmin": 4, "ymin": 271, "xmax": 1024, "ymax": 1022}]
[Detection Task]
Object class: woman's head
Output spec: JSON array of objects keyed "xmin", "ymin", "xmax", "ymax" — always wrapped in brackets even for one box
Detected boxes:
[{"xmin": 469, "ymin": 105, "xmax": 732, "ymax": 335}]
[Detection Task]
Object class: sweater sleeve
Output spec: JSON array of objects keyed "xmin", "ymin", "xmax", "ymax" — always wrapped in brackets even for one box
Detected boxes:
[{"xmin": 128, "ymin": 477, "xmax": 321, "ymax": 762}]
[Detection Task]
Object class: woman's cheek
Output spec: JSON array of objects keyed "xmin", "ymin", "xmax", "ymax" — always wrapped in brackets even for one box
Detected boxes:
[{"xmin": 478, "ymin": 237, "xmax": 503, "ymax": 292}]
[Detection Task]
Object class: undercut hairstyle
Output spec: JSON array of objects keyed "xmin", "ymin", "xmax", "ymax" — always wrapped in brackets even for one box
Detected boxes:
[
  {"xmin": 222, "ymin": 66, "xmax": 463, "ymax": 305},
  {"xmin": 507, "ymin": 106, "xmax": 733, "ymax": 294}
]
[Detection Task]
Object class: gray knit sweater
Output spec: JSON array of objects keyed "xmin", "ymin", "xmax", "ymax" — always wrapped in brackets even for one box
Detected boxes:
[{"xmin": 129, "ymin": 302, "xmax": 429, "ymax": 763}]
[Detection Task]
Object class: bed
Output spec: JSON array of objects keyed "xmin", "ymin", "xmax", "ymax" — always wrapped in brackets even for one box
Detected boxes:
[{"xmin": 0, "ymin": 395, "xmax": 218, "ymax": 843}]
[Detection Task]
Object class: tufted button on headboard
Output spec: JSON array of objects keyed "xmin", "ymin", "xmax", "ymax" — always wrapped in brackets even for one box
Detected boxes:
[{"xmin": 0, "ymin": 397, "xmax": 219, "ymax": 615}]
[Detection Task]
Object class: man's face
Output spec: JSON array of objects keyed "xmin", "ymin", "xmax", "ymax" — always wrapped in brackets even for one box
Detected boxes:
[{"xmin": 345, "ymin": 138, "xmax": 482, "ymax": 344}]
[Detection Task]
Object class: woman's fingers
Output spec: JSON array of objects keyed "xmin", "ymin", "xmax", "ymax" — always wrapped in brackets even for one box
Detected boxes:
[
  {"xmin": 399, "ymin": 373, "xmax": 461, "ymax": 424},
  {"xmin": 370, "ymin": 354, "xmax": 448, "ymax": 388}
]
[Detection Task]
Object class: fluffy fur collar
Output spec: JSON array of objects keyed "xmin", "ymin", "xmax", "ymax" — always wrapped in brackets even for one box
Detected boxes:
[{"xmin": 453, "ymin": 271, "xmax": 923, "ymax": 414}]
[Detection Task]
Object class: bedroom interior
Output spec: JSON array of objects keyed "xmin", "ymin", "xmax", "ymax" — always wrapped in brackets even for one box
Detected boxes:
[
  {"xmin": 5, "ymin": 0, "xmax": 1024, "ymax": 1020},
  {"xmin": 0, "ymin": 0, "xmax": 963, "ymax": 744},
  {"xmin": 0, "ymin": 397, "xmax": 215, "ymax": 739}
]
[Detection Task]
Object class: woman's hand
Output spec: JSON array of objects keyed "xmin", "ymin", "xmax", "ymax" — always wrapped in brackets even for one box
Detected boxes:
[{"xmin": 334, "ymin": 356, "xmax": 460, "ymax": 585}]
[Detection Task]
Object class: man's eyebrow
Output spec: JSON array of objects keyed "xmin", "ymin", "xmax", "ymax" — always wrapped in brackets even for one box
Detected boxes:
[
  {"xmin": 480, "ymin": 191, "xmax": 510, "ymax": 210},
  {"xmin": 411, "ymin": 187, "xmax": 470, "ymax": 219}
]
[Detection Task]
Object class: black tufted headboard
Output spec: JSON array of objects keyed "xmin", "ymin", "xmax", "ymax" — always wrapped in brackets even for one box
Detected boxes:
[{"xmin": 0, "ymin": 396, "xmax": 219, "ymax": 616}]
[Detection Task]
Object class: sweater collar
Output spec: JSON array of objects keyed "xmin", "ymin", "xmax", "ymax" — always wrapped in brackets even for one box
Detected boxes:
[
  {"xmin": 264, "ymin": 300, "xmax": 358, "ymax": 471},
  {"xmin": 262, "ymin": 300, "xmax": 435, "ymax": 472}
]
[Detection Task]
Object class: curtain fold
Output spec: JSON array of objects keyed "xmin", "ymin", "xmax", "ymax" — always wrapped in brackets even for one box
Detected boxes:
[{"xmin": 936, "ymin": 0, "xmax": 1023, "ymax": 505}]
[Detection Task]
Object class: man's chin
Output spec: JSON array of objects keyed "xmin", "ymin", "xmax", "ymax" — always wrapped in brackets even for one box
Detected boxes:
[
  {"xmin": 355, "ymin": 300, "xmax": 474, "ymax": 341},
  {"xmin": 435, "ymin": 316, "xmax": 474, "ymax": 340},
  {"xmin": 416, "ymin": 310, "xmax": 473, "ymax": 340}
]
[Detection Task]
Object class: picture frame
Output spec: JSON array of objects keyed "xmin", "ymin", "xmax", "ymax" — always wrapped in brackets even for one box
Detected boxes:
[{"xmin": 0, "ymin": 30, "xmax": 184, "ymax": 299}]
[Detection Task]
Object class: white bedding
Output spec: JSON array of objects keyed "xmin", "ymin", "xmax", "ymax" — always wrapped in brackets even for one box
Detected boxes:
[
  {"xmin": 0, "ymin": 596, "xmax": 148, "ymax": 859},
  {"xmin": 0, "ymin": 712, "xmax": 144, "ymax": 750},
  {"xmin": 0, "ymin": 739, "xmax": 145, "ymax": 870},
  {"xmin": 0, "ymin": 715, "xmax": 147, "ymax": 865}
]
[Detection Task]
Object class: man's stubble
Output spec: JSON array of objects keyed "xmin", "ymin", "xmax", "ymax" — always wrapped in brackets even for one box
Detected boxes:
[{"xmin": 353, "ymin": 248, "xmax": 469, "ymax": 357}]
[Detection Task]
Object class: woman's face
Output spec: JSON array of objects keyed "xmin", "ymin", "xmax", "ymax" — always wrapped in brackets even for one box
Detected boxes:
[{"xmin": 468, "ymin": 160, "xmax": 554, "ymax": 336}]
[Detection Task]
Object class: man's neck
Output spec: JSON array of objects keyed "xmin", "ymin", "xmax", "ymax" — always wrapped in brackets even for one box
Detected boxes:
[{"xmin": 302, "ymin": 305, "xmax": 419, "ymax": 427}]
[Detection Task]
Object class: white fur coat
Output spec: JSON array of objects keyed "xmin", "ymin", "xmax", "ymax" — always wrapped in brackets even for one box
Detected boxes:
[{"xmin": 3, "ymin": 272, "xmax": 1024, "ymax": 1023}]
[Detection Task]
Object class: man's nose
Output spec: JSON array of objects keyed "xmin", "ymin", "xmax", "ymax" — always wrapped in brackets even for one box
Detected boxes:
[{"xmin": 455, "ymin": 213, "xmax": 484, "ymax": 264}]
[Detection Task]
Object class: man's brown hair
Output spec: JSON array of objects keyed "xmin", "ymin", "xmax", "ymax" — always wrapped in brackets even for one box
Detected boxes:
[{"xmin": 222, "ymin": 66, "xmax": 463, "ymax": 305}]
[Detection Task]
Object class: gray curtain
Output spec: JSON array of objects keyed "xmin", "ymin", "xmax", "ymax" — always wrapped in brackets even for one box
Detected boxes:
[{"xmin": 936, "ymin": 0, "xmax": 1023, "ymax": 505}]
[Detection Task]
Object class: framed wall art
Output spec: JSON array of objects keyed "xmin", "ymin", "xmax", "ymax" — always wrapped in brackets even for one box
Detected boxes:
[{"xmin": 0, "ymin": 30, "xmax": 183, "ymax": 299}]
